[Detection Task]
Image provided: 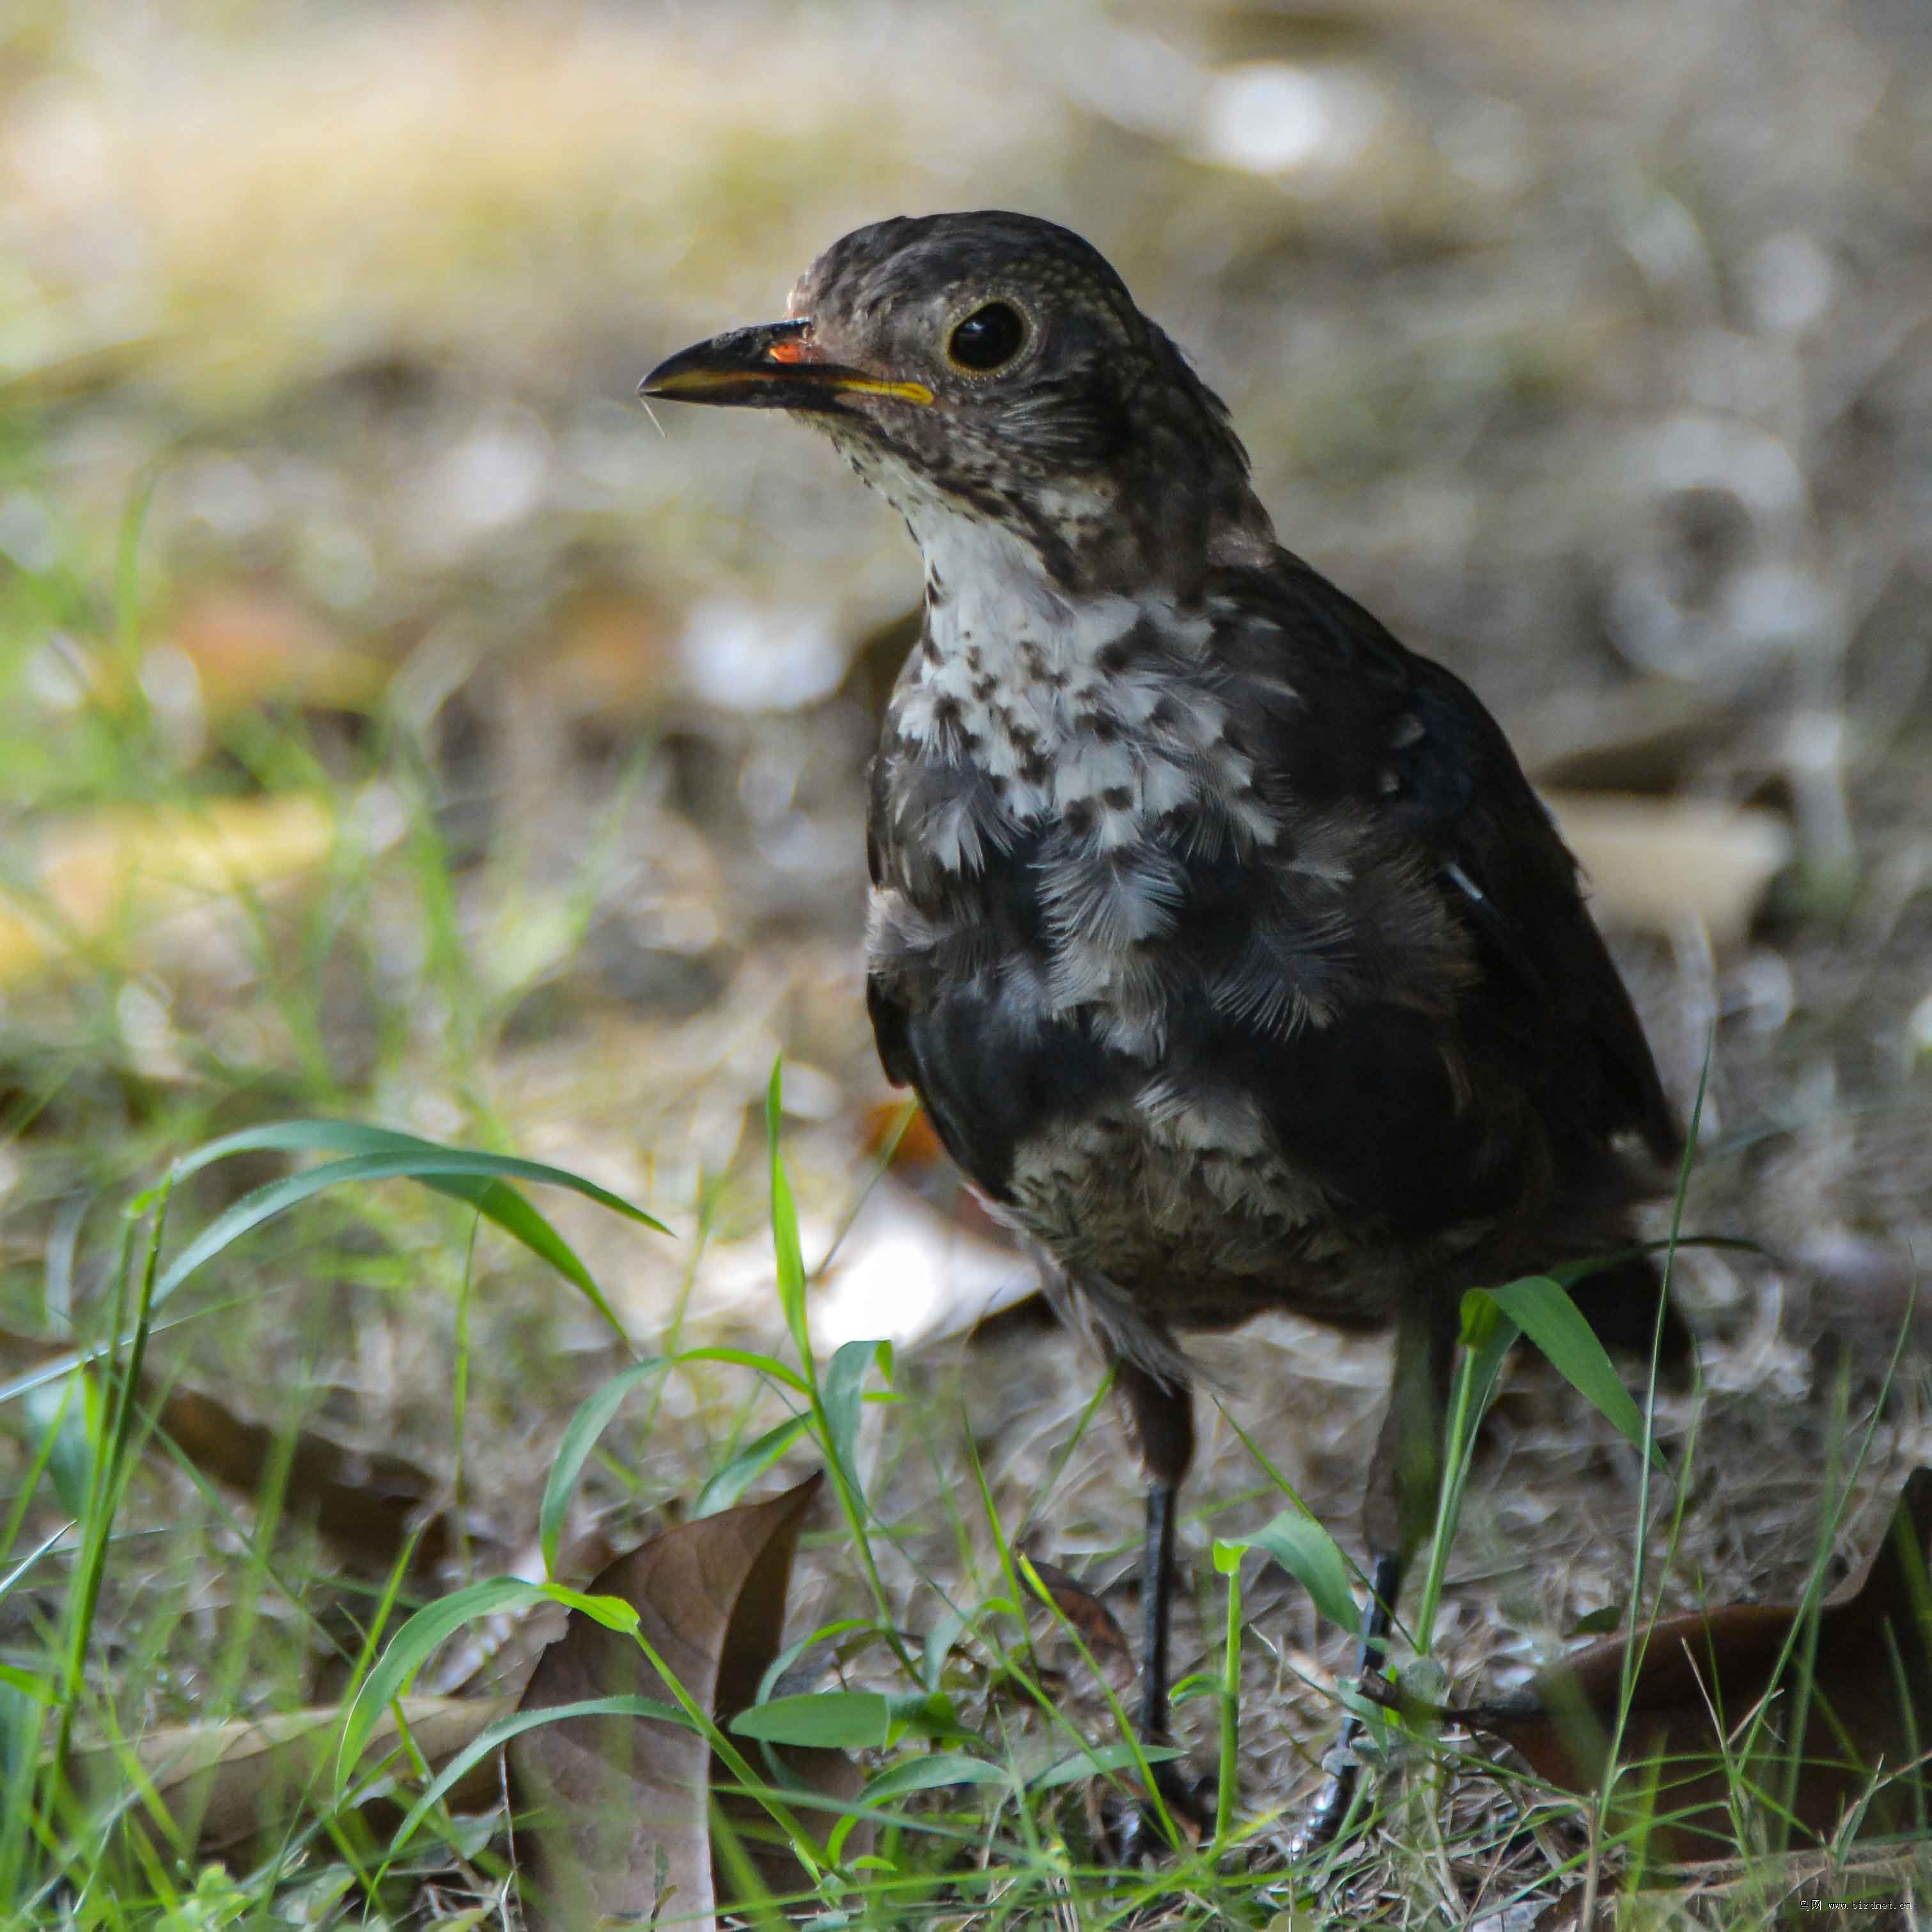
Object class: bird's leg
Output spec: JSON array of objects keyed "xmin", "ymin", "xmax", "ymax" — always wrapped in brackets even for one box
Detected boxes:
[
  {"xmin": 1112, "ymin": 1354, "xmax": 1195, "ymax": 1746},
  {"xmin": 1140, "ymin": 1477, "xmax": 1180, "ymax": 1745},
  {"xmin": 1106, "ymin": 1352, "xmax": 1207, "ymax": 1848},
  {"xmin": 1297, "ymin": 1289, "xmax": 1455, "ymax": 1853}
]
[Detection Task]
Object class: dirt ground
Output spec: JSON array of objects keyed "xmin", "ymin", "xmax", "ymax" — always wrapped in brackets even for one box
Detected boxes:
[{"xmin": 2, "ymin": 0, "xmax": 1931, "ymax": 1920}]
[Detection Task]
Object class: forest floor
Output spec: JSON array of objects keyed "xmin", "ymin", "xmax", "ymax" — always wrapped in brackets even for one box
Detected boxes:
[{"xmin": 2, "ymin": 0, "xmax": 1930, "ymax": 1923}]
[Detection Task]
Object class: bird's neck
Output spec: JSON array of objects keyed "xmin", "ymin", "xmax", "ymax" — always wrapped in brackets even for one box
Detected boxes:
[
  {"xmin": 906, "ymin": 488, "xmax": 1271, "ymax": 632},
  {"xmin": 914, "ymin": 507, "xmax": 1138, "ymax": 669}
]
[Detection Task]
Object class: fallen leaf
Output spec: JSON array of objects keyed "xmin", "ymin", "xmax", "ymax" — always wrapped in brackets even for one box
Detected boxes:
[
  {"xmin": 859, "ymin": 1099, "xmax": 946, "ymax": 1172},
  {"xmin": 66, "ymin": 1695, "xmax": 513, "ymax": 1854},
  {"xmin": 1460, "ymin": 1468, "xmax": 1932, "ymax": 1861},
  {"xmin": 156, "ymin": 1385, "xmax": 456, "ymax": 1573},
  {"xmin": 1543, "ymin": 791, "xmax": 1792, "ymax": 946},
  {"xmin": 1, "ymin": 1337, "xmax": 458, "ymax": 1573},
  {"xmin": 1020, "ymin": 1559, "xmax": 1133, "ymax": 1681},
  {"xmin": 510, "ymin": 1474, "xmax": 864, "ymax": 1929}
]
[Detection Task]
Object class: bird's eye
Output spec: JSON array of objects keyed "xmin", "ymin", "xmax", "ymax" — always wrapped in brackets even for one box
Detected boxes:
[{"xmin": 946, "ymin": 302, "xmax": 1027, "ymax": 373}]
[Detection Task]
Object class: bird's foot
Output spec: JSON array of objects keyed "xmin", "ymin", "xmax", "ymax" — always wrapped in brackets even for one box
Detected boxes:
[
  {"xmin": 1092, "ymin": 1756, "xmax": 1215, "ymax": 1866},
  {"xmin": 1289, "ymin": 1674, "xmax": 1430, "ymax": 1858},
  {"xmin": 1289, "ymin": 1751, "xmax": 1363, "ymax": 1859}
]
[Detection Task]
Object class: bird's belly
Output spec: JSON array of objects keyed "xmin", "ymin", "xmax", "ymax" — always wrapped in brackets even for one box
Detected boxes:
[{"xmin": 1001, "ymin": 1093, "xmax": 1398, "ymax": 1332}]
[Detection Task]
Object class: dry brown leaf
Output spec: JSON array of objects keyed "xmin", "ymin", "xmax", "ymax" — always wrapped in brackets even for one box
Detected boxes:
[
  {"xmin": 510, "ymin": 1474, "xmax": 862, "ymax": 1931},
  {"xmin": 157, "ymin": 1385, "xmax": 456, "ymax": 1573},
  {"xmin": 1022, "ymin": 1558, "xmax": 1133, "ymax": 1681},
  {"xmin": 859, "ymin": 1098, "xmax": 945, "ymax": 1172},
  {"xmin": 0, "ymin": 1343, "xmax": 455, "ymax": 1573},
  {"xmin": 66, "ymin": 1695, "xmax": 513, "ymax": 1854},
  {"xmin": 1543, "ymin": 790, "xmax": 1792, "ymax": 946},
  {"xmin": 1459, "ymin": 1468, "xmax": 1932, "ymax": 1861}
]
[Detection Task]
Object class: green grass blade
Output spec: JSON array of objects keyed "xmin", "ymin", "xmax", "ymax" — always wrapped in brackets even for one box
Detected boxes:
[
  {"xmin": 921, "ymin": 1609, "xmax": 972, "ymax": 1695},
  {"xmin": 1210, "ymin": 1541, "xmax": 1243, "ymax": 1853},
  {"xmin": 754, "ymin": 1617, "xmax": 876, "ymax": 1710},
  {"xmin": 1484, "ymin": 1275, "xmax": 1665, "ymax": 1468},
  {"xmin": 694, "ymin": 1414, "xmax": 812, "ymax": 1518},
  {"xmin": 820, "ymin": 1338, "xmax": 888, "ymax": 1488},
  {"xmin": 1227, "ymin": 1512, "xmax": 1359, "ymax": 1635},
  {"xmin": 0, "ymin": 1665, "xmax": 49, "ymax": 1703},
  {"xmin": 382, "ymin": 1694, "xmax": 687, "ymax": 1859},
  {"xmin": 538, "ymin": 1359, "xmax": 669, "ymax": 1577},
  {"xmin": 540, "ymin": 1585, "xmax": 642, "ymax": 1632},
  {"xmin": 167, "ymin": 1118, "xmax": 448, "ymax": 1178},
  {"xmin": 0, "ymin": 1525, "xmax": 68, "ymax": 1606},
  {"xmin": 1416, "ymin": 1299, "xmax": 1518, "ymax": 1655},
  {"xmin": 1029, "ymin": 1742, "xmax": 1185, "ymax": 1791},
  {"xmin": 859, "ymin": 1754, "xmax": 1011, "ymax": 1804},
  {"xmin": 730, "ymin": 1691, "xmax": 894, "ymax": 1750},
  {"xmin": 171, "ymin": 1120, "xmax": 667, "ymax": 1230},
  {"xmin": 335, "ymin": 1578, "xmax": 546, "ymax": 1793},
  {"xmin": 426, "ymin": 1174, "xmax": 627, "ymax": 1336},
  {"xmin": 22, "ymin": 1375, "xmax": 93, "ymax": 1522},
  {"xmin": 671, "ymin": 1346, "xmax": 811, "ymax": 1396},
  {"xmin": 765, "ymin": 1062, "xmax": 810, "ymax": 1365},
  {"xmin": 153, "ymin": 1146, "xmax": 665, "ymax": 1314}
]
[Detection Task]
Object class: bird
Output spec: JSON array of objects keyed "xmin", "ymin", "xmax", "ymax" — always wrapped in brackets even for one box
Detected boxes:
[{"xmin": 641, "ymin": 210, "xmax": 1687, "ymax": 1841}]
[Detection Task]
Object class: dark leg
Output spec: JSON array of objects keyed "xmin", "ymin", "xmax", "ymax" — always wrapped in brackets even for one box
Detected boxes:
[
  {"xmin": 1140, "ymin": 1479, "xmax": 1180, "ymax": 1744},
  {"xmin": 1112, "ymin": 1352, "xmax": 1196, "ymax": 1749},
  {"xmin": 1356, "ymin": 1552, "xmax": 1405, "ymax": 1685},
  {"xmin": 1296, "ymin": 1291, "xmax": 1455, "ymax": 1853},
  {"xmin": 1105, "ymin": 1353, "xmax": 1205, "ymax": 1852}
]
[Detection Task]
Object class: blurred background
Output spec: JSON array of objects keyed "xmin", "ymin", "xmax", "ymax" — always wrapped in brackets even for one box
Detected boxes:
[{"xmin": 3, "ymin": 0, "xmax": 1931, "ymax": 1871}]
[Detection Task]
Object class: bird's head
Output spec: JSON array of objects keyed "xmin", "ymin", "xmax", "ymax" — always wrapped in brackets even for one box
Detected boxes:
[{"xmin": 641, "ymin": 211, "xmax": 1273, "ymax": 594}]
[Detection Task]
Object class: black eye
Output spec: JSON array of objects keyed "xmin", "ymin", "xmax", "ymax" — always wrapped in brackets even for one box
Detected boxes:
[{"xmin": 947, "ymin": 301, "xmax": 1027, "ymax": 373}]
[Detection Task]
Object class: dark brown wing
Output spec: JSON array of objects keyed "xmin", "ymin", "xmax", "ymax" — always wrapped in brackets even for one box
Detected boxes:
[
  {"xmin": 1238, "ymin": 550, "xmax": 1682, "ymax": 1179},
  {"xmin": 1204, "ymin": 554, "xmax": 1688, "ymax": 1352}
]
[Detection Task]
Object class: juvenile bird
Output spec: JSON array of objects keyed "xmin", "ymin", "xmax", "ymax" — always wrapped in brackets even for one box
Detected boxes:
[{"xmin": 642, "ymin": 211, "xmax": 1685, "ymax": 1838}]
